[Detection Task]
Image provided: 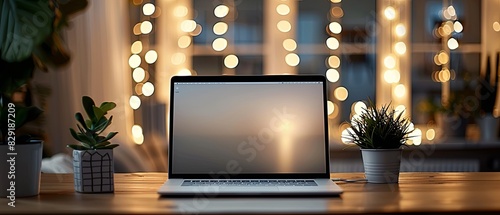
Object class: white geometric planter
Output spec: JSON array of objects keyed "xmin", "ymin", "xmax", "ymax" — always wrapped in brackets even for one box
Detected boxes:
[
  {"xmin": 72, "ymin": 149, "xmax": 114, "ymax": 193},
  {"xmin": 361, "ymin": 148, "xmax": 402, "ymax": 184}
]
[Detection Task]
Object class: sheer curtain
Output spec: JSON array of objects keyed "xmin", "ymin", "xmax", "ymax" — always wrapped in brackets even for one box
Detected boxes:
[{"xmin": 34, "ymin": 0, "xmax": 154, "ymax": 172}]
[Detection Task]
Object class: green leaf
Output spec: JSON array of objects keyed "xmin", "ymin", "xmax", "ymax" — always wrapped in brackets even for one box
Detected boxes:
[
  {"xmin": 69, "ymin": 128, "xmax": 81, "ymax": 141},
  {"xmin": 104, "ymin": 144, "xmax": 119, "ymax": 149},
  {"xmin": 99, "ymin": 102, "xmax": 116, "ymax": 114},
  {"xmin": 93, "ymin": 106, "xmax": 104, "ymax": 121},
  {"xmin": 74, "ymin": 112, "xmax": 87, "ymax": 129},
  {"xmin": 82, "ymin": 96, "xmax": 96, "ymax": 121},
  {"xmin": 102, "ymin": 131, "xmax": 118, "ymax": 142},
  {"xmin": 0, "ymin": 0, "xmax": 54, "ymax": 62}
]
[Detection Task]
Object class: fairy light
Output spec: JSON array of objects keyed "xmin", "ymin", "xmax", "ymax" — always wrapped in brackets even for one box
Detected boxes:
[
  {"xmin": 326, "ymin": 0, "xmax": 344, "ymax": 120},
  {"xmin": 129, "ymin": 2, "xmax": 162, "ymax": 145}
]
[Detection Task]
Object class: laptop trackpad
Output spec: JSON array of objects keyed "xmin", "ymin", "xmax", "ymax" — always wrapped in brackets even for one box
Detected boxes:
[{"xmin": 220, "ymin": 187, "xmax": 279, "ymax": 192}]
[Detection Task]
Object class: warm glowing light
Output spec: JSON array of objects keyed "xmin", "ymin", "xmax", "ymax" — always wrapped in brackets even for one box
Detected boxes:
[
  {"xmin": 329, "ymin": 22, "xmax": 342, "ymax": 34},
  {"xmin": 136, "ymin": 82, "xmax": 144, "ymax": 95},
  {"xmin": 181, "ymin": 20, "xmax": 197, "ymax": 32},
  {"xmin": 426, "ymin": 128, "xmax": 436, "ymax": 141},
  {"xmin": 327, "ymin": 55, "xmax": 341, "ymax": 68},
  {"xmin": 142, "ymin": 82, "xmax": 155, "ymax": 97},
  {"xmin": 277, "ymin": 20, "xmax": 292, "ymax": 32},
  {"xmin": 191, "ymin": 24, "xmax": 202, "ymax": 36},
  {"xmin": 178, "ymin": 35, "xmax": 192, "ymax": 48},
  {"xmin": 494, "ymin": 22, "xmax": 500, "ymax": 32},
  {"xmin": 327, "ymin": 101, "xmax": 335, "ymax": 115},
  {"xmin": 171, "ymin": 53, "xmax": 186, "ymax": 65},
  {"xmin": 442, "ymin": 21, "xmax": 453, "ymax": 36},
  {"xmin": 177, "ymin": 69, "xmax": 192, "ymax": 76},
  {"xmin": 132, "ymin": 67, "xmax": 146, "ymax": 83},
  {"xmin": 142, "ymin": 3, "xmax": 155, "ymax": 16},
  {"xmin": 447, "ymin": 5, "xmax": 456, "ymax": 17},
  {"xmin": 353, "ymin": 101, "xmax": 367, "ymax": 115},
  {"xmin": 145, "ymin": 50, "xmax": 158, "ymax": 64},
  {"xmin": 384, "ymin": 6, "xmax": 396, "ymax": 20},
  {"xmin": 212, "ymin": 38, "xmax": 228, "ymax": 51},
  {"xmin": 454, "ymin": 21, "xmax": 463, "ymax": 33},
  {"xmin": 133, "ymin": 23, "xmax": 141, "ymax": 35},
  {"xmin": 326, "ymin": 68, "xmax": 340, "ymax": 83},
  {"xmin": 133, "ymin": 134, "xmax": 144, "ymax": 145},
  {"xmin": 132, "ymin": 124, "xmax": 144, "ymax": 145},
  {"xmin": 224, "ymin": 54, "xmax": 239, "ymax": 69},
  {"xmin": 331, "ymin": 7, "xmax": 344, "ymax": 18},
  {"xmin": 214, "ymin": 5, "xmax": 229, "ymax": 18},
  {"xmin": 135, "ymin": 83, "xmax": 143, "ymax": 95},
  {"xmin": 213, "ymin": 22, "xmax": 228, "ymax": 35},
  {"xmin": 384, "ymin": 69, "xmax": 400, "ymax": 84},
  {"xmin": 334, "ymin": 87, "xmax": 348, "ymax": 101},
  {"xmin": 447, "ymin": 38, "xmax": 459, "ymax": 50},
  {"xmin": 395, "ymin": 24, "xmax": 406, "ymax": 37},
  {"xmin": 395, "ymin": 42, "xmax": 406, "ymax": 55},
  {"xmin": 409, "ymin": 128, "xmax": 422, "ymax": 146},
  {"xmin": 439, "ymin": 69, "xmax": 451, "ymax": 82},
  {"xmin": 131, "ymin": 41, "xmax": 142, "ymax": 54},
  {"xmin": 384, "ymin": 55, "xmax": 396, "ymax": 69},
  {"xmin": 341, "ymin": 128, "xmax": 354, "ymax": 144},
  {"xmin": 283, "ymin": 39, "xmax": 297, "ymax": 51},
  {"xmin": 132, "ymin": 125, "xmax": 143, "ymax": 138},
  {"xmin": 326, "ymin": 37, "xmax": 339, "ymax": 50},
  {"xmin": 331, "ymin": 0, "xmax": 342, "ymax": 3},
  {"xmin": 276, "ymin": 4, "xmax": 290, "ymax": 15},
  {"xmin": 173, "ymin": 5, "xmax": 188, "ymax": 17},
  {"xmin": 285, "ymin": 53, "xmax": 300, "ymax": 66},
  {"xmin": 394, "ymin": 84, "xmax": 406, "ymax": 98},
  {"xmin": 443, "ymin": 8, "xmax": 452, "ymax": 20},
  {"xmin": 141, "ymin": 21, "xmax": 153, "ymax": 34},
  {"xmin": 129, "ymin": 95, "xmax": 141, "ymax": 109},
  {"xmin": 437, "ymin": 51, "xmax": 449, "ymax": 65},
  {"xmin": 395, "ymin": 105, "xmax": 406, "ymax": 116},
  {"xmin": 128, "ymin": 54, "xmax": 141, "ymax": 68}
]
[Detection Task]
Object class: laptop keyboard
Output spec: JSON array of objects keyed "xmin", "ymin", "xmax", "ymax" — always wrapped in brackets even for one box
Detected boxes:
[{"xmin": 181, "ymin": 179, "xmax": 318, "ymax": 186}]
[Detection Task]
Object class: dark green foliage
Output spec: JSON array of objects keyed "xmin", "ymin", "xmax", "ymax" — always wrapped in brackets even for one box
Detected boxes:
[
  {"xmin": 344, "ymin": 101, "xmax": 413, "ymax": 149},
  {"xmin": 68, "ymin": 96, "xmax": 119, "ymax": 150}
]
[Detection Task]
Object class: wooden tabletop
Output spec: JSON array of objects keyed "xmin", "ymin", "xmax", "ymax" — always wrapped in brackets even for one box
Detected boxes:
[{"xmin": 1, "ymin": 172, "xmax": 500, "ymax": 214}]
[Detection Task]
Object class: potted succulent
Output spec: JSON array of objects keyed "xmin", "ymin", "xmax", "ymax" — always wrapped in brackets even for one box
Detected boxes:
[
  {"xmin": 343, "ymin": 100, "xmax": 414, "ymax": 183},
  {"xmin": 68, "ymin": 96, "xmax": 119, "ymax": 193}
]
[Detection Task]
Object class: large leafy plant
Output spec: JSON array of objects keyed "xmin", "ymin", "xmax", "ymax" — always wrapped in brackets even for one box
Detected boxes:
[
  {"xmin": 68, "ymin": 96, "xmax": 119, "ymax": 150},
  {"xmin": 0, "ymin": 0, "xmax": 87, "ymax": 142},
  {"xmin": 344, "ymin": 101, "xmax": 414, "ymax": 149}
]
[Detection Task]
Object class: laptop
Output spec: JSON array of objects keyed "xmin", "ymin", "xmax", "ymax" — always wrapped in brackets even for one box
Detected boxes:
[{"xmin": 158, "ymin": 75, "xmax": 343, "ymax": 196}]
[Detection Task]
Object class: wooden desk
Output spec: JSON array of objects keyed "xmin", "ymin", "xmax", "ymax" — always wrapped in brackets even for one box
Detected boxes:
[{"xmin": 1, "ymin": 172, "xmax": 500, "ymax": 214}]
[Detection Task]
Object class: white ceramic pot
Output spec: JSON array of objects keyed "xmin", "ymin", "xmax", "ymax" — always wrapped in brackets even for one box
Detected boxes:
[
  {"xmin": 361, "ymin": 148, "xmax": 402, "ymax": 184},
  {"xmin": 0, "ymin": 140, "xmax": 43, "ymax": 197},
  {"xmin": 72, "ymin": 149, "xmax": 114, "ymax": 193}
]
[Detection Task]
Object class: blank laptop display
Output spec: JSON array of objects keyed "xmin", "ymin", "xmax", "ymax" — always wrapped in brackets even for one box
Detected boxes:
[{"xmin": 158, "ymin": 75, "xmax": 343, "ymax": 196}]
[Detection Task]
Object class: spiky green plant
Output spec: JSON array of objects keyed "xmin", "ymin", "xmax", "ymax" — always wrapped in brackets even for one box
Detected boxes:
[
  {"xmin": 344, "ymin": 101, "xmax": 414, "ymax": 149},
  {"xmin": 68, "ymin": 96, "xmax": 119, "ymax": 150}
]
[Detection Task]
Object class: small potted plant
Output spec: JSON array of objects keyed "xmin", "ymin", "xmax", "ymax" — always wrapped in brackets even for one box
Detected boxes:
[
  {"xmin": 68, "ymin": 96, "xmax": 119, "ymax": 193},
  {"xmin": 343, "ymin": 100, "xmax": 414, "ymax": 183}
]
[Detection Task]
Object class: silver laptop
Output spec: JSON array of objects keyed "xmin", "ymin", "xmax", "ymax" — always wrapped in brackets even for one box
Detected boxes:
[{"xmin": 158, "ymin": 75, "xmax": 343, "ymax": 196}]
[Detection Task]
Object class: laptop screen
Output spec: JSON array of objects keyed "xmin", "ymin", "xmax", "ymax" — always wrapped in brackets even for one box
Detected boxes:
[{"xmin": 169, "ymin": 75, "xmax": 330, "ymax": 178}]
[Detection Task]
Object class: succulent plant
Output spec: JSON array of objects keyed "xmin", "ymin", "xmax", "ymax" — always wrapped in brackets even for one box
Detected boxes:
[
  {"xmin": 343, "ymin": 100, "xmax": 414, "ymax": 149},
  {"xmin": 68, "ymin": 96, "xmax": 118, "ymax": 150}
]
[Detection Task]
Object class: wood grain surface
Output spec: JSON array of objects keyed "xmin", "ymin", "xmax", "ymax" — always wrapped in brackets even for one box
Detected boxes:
[{"xmin": 1, "ymin": 172, "xmax": 500, "ymax": 214}]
